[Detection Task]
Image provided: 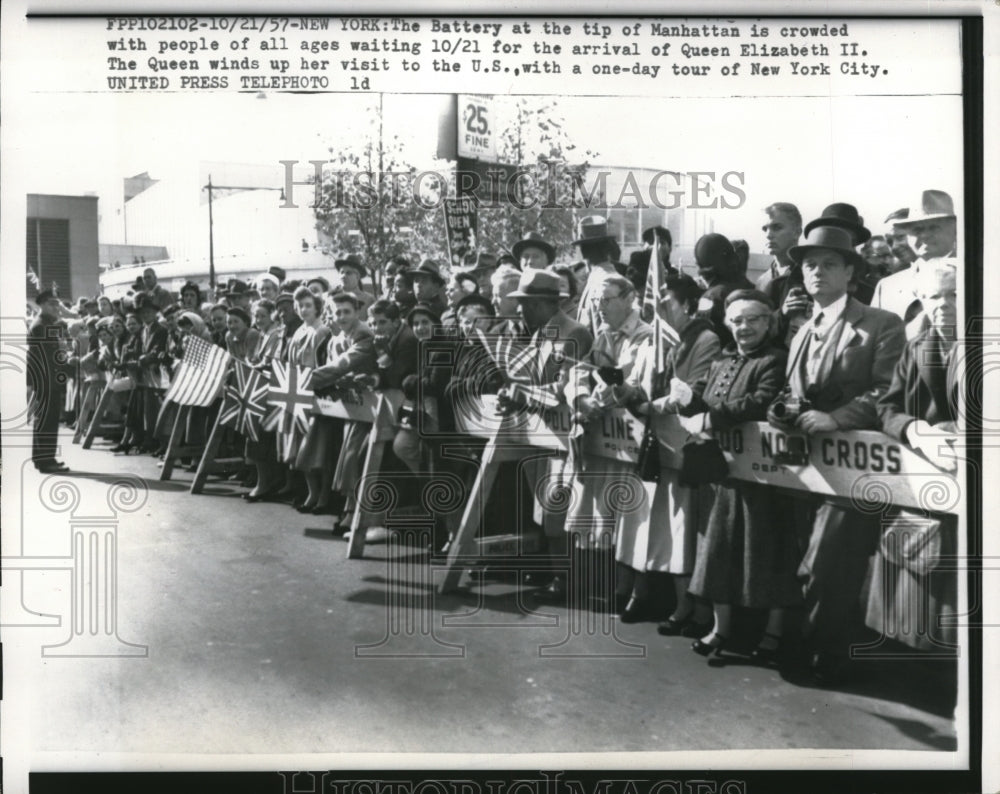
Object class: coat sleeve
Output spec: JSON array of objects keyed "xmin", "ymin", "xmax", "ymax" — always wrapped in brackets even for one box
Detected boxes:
[
  {"xmin": 877, "ymin": 341, "xmax": 917, "ymax": 442},
  {"xmin": 708, "ymin": 354, "xmax": 788, "ymax": 426},
  {"xmin": 829, "ymin": 312, "xmax": 906, "ymax": 430}
]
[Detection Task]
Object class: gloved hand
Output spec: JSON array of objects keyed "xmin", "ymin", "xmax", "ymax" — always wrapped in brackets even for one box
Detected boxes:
[{"xmin": 906, "ymin": 420, "xmax": 958, "ymax": 472}]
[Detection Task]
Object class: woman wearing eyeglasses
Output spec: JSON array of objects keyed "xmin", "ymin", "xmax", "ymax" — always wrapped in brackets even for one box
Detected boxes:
[{"xmin": 680, "ymin": 289, "xmax": 800, "ymax": 663}]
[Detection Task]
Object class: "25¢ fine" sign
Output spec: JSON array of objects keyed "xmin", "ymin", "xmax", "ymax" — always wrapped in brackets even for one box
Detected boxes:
[{"xmin": 457, "ymin": 94, "xmax": 497, "ymax": 162}]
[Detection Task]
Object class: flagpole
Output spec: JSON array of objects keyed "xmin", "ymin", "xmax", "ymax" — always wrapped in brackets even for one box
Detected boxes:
[
  {"xmin": 207, "ymin": 174, "xmax": 216, "ymax": 292},
  {"xmin": 651, "ymin": 228, "xmax": 662, "ymax": 375}
]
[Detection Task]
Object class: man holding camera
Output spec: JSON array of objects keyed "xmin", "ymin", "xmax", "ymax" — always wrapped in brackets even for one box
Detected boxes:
[{"xmin": 768, "ymin": 225, "xmax": 904, "ymax": 686}]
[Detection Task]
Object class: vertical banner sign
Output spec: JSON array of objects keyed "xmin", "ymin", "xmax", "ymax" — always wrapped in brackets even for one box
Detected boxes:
[
  {"xmin": 457, "ymin": 94, "xmax": 497, "ymax": 161},
  {"xmin": 443, "ymin": 197, "xmax": 479, "ymax": 267}
]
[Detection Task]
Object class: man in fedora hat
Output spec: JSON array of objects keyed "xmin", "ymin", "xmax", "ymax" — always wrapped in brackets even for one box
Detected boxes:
[
  {"xmin": 872, "ymin": 189, "xmax": 958, "ymax": 329},
  {"xmin": 573, "ymin": 215, "xmax": 626, "ymax": 337},
  {"xmin": 768, "ymin": 224, "xmax": 905, "ymax": 686},
  {"xmin": 465, "ymin": 252, "xmax": 498, "ymax": 299},
  {"xmin": 222, "ymin": 278, "xmax": 253, "ymax": 313},
  {"xmin": 335, "ymin": 254, "xmax": 374, "ymax": 312},
  {"xmin": 756, "ymin": 202, "xmax": 803, "ymax": 293},
  {"xmin": 411, "ymin": 258, "xmax": 449, "ymax": 319},
  {"xmin": 804, "ymin": 202, "xmax": 881, "ymax": 305},
  {"xmin": 27, "ymin": 289, "xmax": 74, "ymax": 472},
  {"xmin": 495, "ymin": 268, "xmax": 593, "ymax": 587},
  {"xmin": 512, "ymin": 231, "xmax": 556, "ymax": 271}
]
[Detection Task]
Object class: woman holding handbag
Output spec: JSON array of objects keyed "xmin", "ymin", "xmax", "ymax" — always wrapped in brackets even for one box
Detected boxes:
[
  {"xmin": 678, "ymin": 290, "xmax": 800, "ymax": 661},
  {"xmin": 617, "ymin": 274, "xmax": 721, "ymax": 625}
]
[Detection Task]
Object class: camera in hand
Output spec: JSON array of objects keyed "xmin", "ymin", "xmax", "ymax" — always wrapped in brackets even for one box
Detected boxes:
[
  {"xmin": 768, "ymin": 395, "xmax": 812, "ymax": 430},
  {"xmin": 597, "ymin": 366, "xmax": 624, "ymax": 386},
  {"xmin": 774, "ymin": 433, "xmax": 811, "ymax": 466}
]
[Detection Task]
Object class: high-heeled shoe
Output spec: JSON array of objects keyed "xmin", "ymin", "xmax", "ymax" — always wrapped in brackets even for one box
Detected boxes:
[
  {"xmin": 109, "ymin": 443, "xmax": 132, "ymax": 454},
  {"xmin": 749, "ymin": 633, "xmax": 784, "ymax": 666},
  {"xmin": 691, "ymin": 633, "xmax": 727, "ymax": 657},
  {"xmin": 680, "ymin": 620, "xmax": 714, "ymax": 639},
  {"xmin": 657, "ymin": 614, "xmax": 694, "ymax": 636},
  {"xmin": 618, "ymin": 596, "xmax": 657, "ymax": 624},
  {"xmin": 295, "ymin": 501, "xmax": 316, "ymax": 513}
]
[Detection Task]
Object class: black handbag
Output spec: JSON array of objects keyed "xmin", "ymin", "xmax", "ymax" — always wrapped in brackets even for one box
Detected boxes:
[
  {"xmin": 678, "ymin": 435, "xmax": 729, "ymax": 486},
  {"xmin": 636, "ymin": 419, "xmax": 660, "ymax": 482}
]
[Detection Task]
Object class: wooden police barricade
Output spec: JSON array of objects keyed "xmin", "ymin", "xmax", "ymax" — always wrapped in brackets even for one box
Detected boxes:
[
  {"xmin": 650, "ymin": 413, "xmax": 962, "ymax": 515},
  {"xmin": 81, "ymin": 377, "xmax": 132, "ymax": 449},
  {"xmin": 440, "ymin": 404, "xmax": 960, "ymax": 595},
  {"xmin": 312, "ymin": 388, "xmax": 404, "ymax": 559}
]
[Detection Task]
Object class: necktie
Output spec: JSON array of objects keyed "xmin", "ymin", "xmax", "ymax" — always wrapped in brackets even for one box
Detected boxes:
[{"xmin": 806, "ymin": 312, "xmax": 825, "ymax": 385}]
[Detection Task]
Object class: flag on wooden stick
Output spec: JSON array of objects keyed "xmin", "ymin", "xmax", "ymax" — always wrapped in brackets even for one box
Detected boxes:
[
  {"xmin": 263, "ymin": 361, "xmax": 314, "ymax": 436},
  {"xmin": 218, "ymin": 359, "xmax": 270, "ymax": 442},
  {"xmin": 163, "ymin": 335, "xmax": 231, "ymax": 407}
]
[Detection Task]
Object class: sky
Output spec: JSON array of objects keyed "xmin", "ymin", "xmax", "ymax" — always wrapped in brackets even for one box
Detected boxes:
[{"xmin": 11, "ymin": 88, "xmax": 963, "ymax": 256}]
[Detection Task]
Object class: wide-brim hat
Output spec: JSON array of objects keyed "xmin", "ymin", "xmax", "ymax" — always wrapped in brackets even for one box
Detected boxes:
[
  {"xmin": 413, "ymin": 258, "xmax": 446, "ymax": 285},
  {"xmin": 508, "ymin": 268, "xmax": 569, "ymax": 299},
  {"xmin": 511, "ymin": 232, "xmax": 556, "ymax": 264},
  {"xmin": 133, "ymin": 292, "xmax": 157, "ymax": 312},
  {"xmin": 893, "ymin": 189, "xmax": 956, "ymax": 227},
  {"xmin": 573, "ymin": 215, "xmax": 614, "ymax": 246},
  {"xmin": 804, "ymin": 203, "xmax": 871, "ymax": 245},
  {"xmin": 641, "ymin": 225, "xmax": 671, "ymax": 246},
  {"xmin": 335, "ymin": 254, "xmax": 367, "ymax": 280},
  {"xmin": 405, "ymin": 302, "xmax": 441, "ymax": 326},
  {"xmin": 789, "ymin": 225, "xmax": 866, "ymax": 269},
  {"xmin": 465, "ymin": 252, "xmax": 498, "ymax": 275}
]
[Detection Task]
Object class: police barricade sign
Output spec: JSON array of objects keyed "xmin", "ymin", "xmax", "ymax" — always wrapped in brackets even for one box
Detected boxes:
[{"xmin": 453, "ymin": 397, "xmax": 960, "ymax": 516}]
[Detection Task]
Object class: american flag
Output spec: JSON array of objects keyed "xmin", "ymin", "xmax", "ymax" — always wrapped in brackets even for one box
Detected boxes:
[
  {"xmin": 163, "ymin": 335, "xmax": 231, "ymax": 406},
  {"xmin": 263, "ymin": 361, "xmax": 314, "ymax": 436},
  {"xmin": 218, "ymin": 359, "xmax": 270, "ymax": 442}
]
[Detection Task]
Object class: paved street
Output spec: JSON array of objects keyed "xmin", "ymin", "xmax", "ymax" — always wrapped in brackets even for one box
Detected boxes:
[{"xmin": 7, "ymin": 431, "xmax": 959, "ymax": 760}]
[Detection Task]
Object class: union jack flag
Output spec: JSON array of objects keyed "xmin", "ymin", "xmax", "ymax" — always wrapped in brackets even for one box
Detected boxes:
[
  {"xmin": 218, "ymin": 360, "xmax": 270, "ymax": 442},
  {"xmin": 263, "ymin": 361, "xmax": 314, "ymax": 436}
]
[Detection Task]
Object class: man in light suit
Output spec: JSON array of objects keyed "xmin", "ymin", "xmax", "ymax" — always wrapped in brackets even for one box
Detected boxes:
[{"xmin": 769, "ymin": 225, "xmax": 905, "ymax": 685}]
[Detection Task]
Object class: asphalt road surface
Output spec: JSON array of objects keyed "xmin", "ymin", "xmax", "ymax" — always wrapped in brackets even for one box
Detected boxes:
[{"xmin": 7, "ymin": 430, "xmax": 960, "ymax": 763}]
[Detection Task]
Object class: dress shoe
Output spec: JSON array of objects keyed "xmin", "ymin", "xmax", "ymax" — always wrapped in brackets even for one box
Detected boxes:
[
  {"xmin": 618, "ymin": 596, "xmax": 656, "ymax": 624},
  {"xmin": 657, "ymin": 614, "xmax": 695, "ymax": 636},
  {"xmin": 692, "ymin": 633, "xmax": 727, "ymax": 657},
  {"xmin": 310, "ymin": 503, "xmax": 334, "ymax": 515},
  {"xmin": 294, "ymin": 501, "xmax": 315, "ymax": 513},
  {"xmin": 749, "ymin": 633, "xmax": 784, "ymax": 666},
  {"xmin": 36, "ymin": 462, "xmax": 69, "ymax": 474},
  {"xmin": 109, "ymin": 443, "xmax": 132, "ymax": 454},
  {"xmin": 809, "ymin": 652, "xmax": 849, "ymax": 687}
]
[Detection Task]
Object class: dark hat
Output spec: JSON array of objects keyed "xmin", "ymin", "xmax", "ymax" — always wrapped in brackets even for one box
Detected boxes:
[
  {"xmin": 884, "ymin": 207, "xmax": 909, "ymax": 224},
  {"xmin": 335, "ymin": 254, "xmax": 367, "ymax": 280},
  {"xmin": 133, "ymin": 292, "xmax": 157, "ymax": 311},
  {"xmin": 804, "ymin": 203, "xmax": 871, "ymax": 245},
  {"xmin": 465, "ymin": 251, "xmax": 499, "ymax": 275},
  {"xmin": 405, "ymin": 302, "xmax": 441, "ymax": 326},
  {"xmin": 694, "ymin": 233, "xmax": 738, "ymax": 269},
  {"xmin": 226, "ymin": 306, "xmax": 251, "ymax": 325},
  {"xmin": 511, "ymin": 232, "xmax": 556, "ymax": 264},
  {"xmin": 34, "ymin": 289, "xmax": 58, "ymax": 305},
  {"xmin": 789, "ymin": 226, "xmax": 866, "ymax": 269},
  {"xmin": 455, "ymin": 293, "xmax": 496, "ymax": 316},
  {"xmin": 274, "ymin": 290, "xmax": 296, "ymax": 306},
  {"xmin": 180, "ymin": 280, "xmax": 202, "ymax": 297},
  {"xmin": 894, "ymin": 189, "xmax": 956, "ymax": 227},
  {"xmin": 573, "ymin": 215, "xmax": 615, "ymax": 246},
  {"xmin": 223, "ymin": 278, "xmax": 251, "ymax": 296},
  {"xmin": 497, "ymin": 253, "xmax": 518, "ymax": 267},
  {"xmin": 267, "ymin": 265, "xmax": 287, "ymax": 283},
  {"xmin": 161, "ymin": 304, "xmax": 179, "ymax": 318},
  {"xmin": 413, "ymin": 258, "xmax": 446, "ymax": 285},
  {"xmin": 306, "ymin": 275, "xmax": 330, "ymax": 292},
  {"xmin": 508, "ymin": 268, "xmax": 568, "ymax": 300},
  {"xmin": 132, "ymin": 276, "xmax": 145, "ymax": 291},
  {"xmin": 641, "ymin": 225, "xmax": 672, "ymax": 246}
]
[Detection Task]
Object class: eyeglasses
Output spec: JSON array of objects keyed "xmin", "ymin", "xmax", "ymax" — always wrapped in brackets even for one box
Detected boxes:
[{"xmin": 727, "ymin": 315, "xmax": 770, "ymax": 326}]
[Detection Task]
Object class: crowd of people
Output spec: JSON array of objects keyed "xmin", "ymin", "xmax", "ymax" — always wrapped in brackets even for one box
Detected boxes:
[{"xmin": 26, "ymin": 188, "xmax": 963, "ymax": 688}]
